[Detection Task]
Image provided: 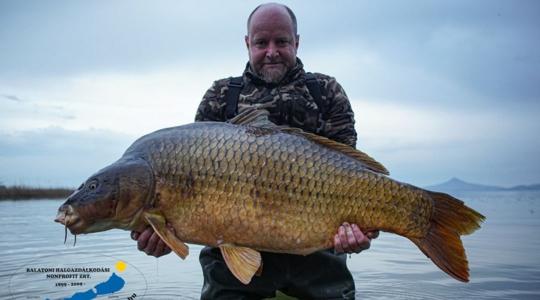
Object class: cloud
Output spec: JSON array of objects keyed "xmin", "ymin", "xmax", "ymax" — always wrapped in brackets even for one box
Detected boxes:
[
  {"xmin": 2, "ymin": 94, "xmax": 23, "ymax": 102},
  {"xmin": 298, "ymin": 1, "xmax": 540, "ymax": 105},
  {"xmin": 0, "ymin": 0, "xmax": 249, "ymax": 79},
  {"xmin": 352, "ymin": 100, "xmax": 540, "ymax": 187},
  {"xmin": 0, "ymin": 91, "xmax": 78, "ymax": 130},
  {"xmin": 0, "ymin": 1, "xmax": 539, "ymax": 187},
  {"xmin": 0, "ymin": 127, "xmax": 134, "ymax": 187},
  {"xmin": 0, "ymin": 64, "xmax": 241, "ymax": 136}
]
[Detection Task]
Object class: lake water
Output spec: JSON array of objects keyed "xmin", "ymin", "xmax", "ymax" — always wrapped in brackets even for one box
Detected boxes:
[{"xmin": 0, "ymin": 190, "xmax": 539, "ymax": 299}]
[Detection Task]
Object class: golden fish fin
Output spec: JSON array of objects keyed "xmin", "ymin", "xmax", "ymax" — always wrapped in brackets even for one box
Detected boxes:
[
  {"xmin": 410, "ymin": 191, "xmax": 485, "ymax": 282},
  {"xmin": 228, "ymin": 107, "xmax": 388, "ymax": 175},
  {"xmin": 218, "ymin": 244, "xmax": 261, "ymax": 284},
  {"xmin": 228, "ymin": 107, "xmax": 276, "ymax": 128},
  {"xmin": 143, "ymin": 211, "xmax": 189, "ymax": 259},
  {"xmin": 281, "ymin": 127, "xmax": 389, "ymax": 175}
]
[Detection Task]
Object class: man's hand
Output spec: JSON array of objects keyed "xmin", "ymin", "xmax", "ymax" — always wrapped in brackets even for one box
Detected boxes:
[
  {"xmin": 334, "ymin": 222, "xmax": 379, "ymax": 254},
  {"xmin": 131, "ymin": 228, "xmax": 172, "ymax": 257}
]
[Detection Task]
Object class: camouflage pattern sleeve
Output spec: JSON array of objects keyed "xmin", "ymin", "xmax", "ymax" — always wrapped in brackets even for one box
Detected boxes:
[
  {"xmin": 195, "ymin": 79, "xmax": 229, "ymax": 122},
  {"xmin": 321, "ymin": 77, "xmax": 358, "ymax": 148}
]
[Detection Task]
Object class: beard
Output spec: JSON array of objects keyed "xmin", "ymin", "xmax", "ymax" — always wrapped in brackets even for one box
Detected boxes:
[{"xmin": 257, "ymin": 63, "xmax": 288, "ymax": 84}]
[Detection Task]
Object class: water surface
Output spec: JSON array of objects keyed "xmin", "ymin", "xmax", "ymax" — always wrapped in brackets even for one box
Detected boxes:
[{"xmin": 0, "ymin": 191, "xmax": 539, "ymax": 299}]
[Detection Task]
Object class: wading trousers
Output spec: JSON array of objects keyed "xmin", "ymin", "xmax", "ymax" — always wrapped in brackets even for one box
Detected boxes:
[{"xmin": 199, "ymin": 246, "xmax": 355, "ymax": 300}]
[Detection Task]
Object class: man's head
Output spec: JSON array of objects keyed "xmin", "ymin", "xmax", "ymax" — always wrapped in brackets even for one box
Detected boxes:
[{"xmin": 245, "ymin": 3, "xmax": 299, "ymax": 84}]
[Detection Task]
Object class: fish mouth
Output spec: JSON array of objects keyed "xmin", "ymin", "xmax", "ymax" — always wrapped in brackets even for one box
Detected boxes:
[{"xmin": 55, "ymin": 205, "xmax": 85, "ymax": 235}]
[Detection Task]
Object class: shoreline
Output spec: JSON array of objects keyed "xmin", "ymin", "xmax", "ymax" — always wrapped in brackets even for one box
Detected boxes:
[{"xmin": 0, "ymin": 185, "xmax": 74, "ymax": 200}]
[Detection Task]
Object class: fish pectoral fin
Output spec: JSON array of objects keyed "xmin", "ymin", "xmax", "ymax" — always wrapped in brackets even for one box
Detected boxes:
[
  {"xmin": 143, "ymin": 211, "xmax": 189, "ymax": 259},
  {"xmin": 219, "ymin": 244, "xmax": 261, "ymax": 285}
]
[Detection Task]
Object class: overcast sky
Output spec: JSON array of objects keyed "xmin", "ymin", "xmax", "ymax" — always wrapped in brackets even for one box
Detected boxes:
[{"xmin": 1, "ymin": 0, "xmax": 539, "ymax": 188}]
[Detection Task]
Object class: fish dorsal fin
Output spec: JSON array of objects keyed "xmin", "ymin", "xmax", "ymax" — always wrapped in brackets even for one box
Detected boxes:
[
  {"xmin": 228, "ymin": 107, "xmax": 276, "ymax": 128},
  {"xmin": 143, "ymin": 211, "xmax": 189, "ymax": 259},
  {"xmin": 229, "ymin": 107, "xmax": 389, "ymax": 175},
  {"xmin": 219, "ymin": 244, "xmax": 261, "ymax": 284},
  {"xmin": 281, "ymin": 127, "xmax": 389, "ymax": 175}
]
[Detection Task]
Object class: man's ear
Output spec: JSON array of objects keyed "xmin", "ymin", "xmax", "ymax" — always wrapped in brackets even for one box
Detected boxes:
[
  {"xmin": 295, "ymin": 34, "xmax": 300, "ymax": 50},
  {"xmin": 245, "ymin": 35, "xmax": 250, "ymax": 50}
]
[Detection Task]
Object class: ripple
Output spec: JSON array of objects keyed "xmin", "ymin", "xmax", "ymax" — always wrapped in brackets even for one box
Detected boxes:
[{"xmin": 2, "ymin": 196, "xmax": 540, "ymax": 299}]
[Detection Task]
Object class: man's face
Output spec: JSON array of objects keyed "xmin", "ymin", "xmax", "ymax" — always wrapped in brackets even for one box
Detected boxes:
[{"xmin": 245, "ymin": 6, "xmax": 299, "ymax": 84}]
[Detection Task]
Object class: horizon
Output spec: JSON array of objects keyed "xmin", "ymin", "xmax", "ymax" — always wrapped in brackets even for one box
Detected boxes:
[
  {"xmin": 2, "ymin": 176, "xmax": 537, "ymax": 191},
  {"xmin": 1, "ymin": 1, "xmax": 539, "ymax": 188}
]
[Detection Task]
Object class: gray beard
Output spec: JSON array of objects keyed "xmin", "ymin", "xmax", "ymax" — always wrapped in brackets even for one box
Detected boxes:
[{"xmin": 258, "ymin": 65, "xmax": 288, "ymax": 84}]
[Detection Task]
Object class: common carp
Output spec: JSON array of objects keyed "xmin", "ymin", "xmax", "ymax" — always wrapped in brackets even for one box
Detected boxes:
[{"xmin": 55, "ymin": 108, "xmax": 484, "ymax": 284}]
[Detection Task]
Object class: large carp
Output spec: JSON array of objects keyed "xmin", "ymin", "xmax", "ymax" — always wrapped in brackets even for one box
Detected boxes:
[{"xmin": 55, "ymin": 108, "xmax": 484, "ymax": 284}]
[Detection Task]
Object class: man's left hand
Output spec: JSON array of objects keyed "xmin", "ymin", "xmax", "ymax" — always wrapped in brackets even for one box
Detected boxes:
[{"xmin": 334, "ymin": 222, "xmax": 379, "ymax": 254}]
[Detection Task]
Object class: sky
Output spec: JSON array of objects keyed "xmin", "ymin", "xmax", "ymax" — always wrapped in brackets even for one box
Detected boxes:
[{"xmin": 1, "ymin": 0, "xmax": 539, "ymax": 188}]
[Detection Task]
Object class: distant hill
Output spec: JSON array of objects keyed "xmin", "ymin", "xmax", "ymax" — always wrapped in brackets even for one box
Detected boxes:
[
  {"xmin": 426, "ymin": 177, "xmax": 540, "ymax": 192},
  {"xmin": 509, "ymin": 183, "xmax": 540, "ymax": 191}
]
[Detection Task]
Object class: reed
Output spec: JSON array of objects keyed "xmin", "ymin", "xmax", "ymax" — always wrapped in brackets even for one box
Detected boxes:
[{"xmin": 0, "ymin": 185, "xmax": 74, "ymax": 200}]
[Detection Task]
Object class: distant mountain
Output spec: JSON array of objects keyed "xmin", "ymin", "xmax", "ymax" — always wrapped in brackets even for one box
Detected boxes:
[
  {"xmin": 509, "ymin": 184, "xmax": 540, "ymax": 191},
  {"xmin": 426, "ymin": 177, "xmax": 503, "ymax": 192},
  {"xmin": 426, "ymin": 177, "xmax": 540, "ymax": 192}
]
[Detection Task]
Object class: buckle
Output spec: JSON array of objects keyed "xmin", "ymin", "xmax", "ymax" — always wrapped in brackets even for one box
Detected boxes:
[{"xmin": 228, "ymin": 81, "xmax": 243, "ymax": 88}]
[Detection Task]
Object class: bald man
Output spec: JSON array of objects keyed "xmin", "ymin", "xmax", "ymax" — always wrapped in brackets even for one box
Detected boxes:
[{"xmin": 132, "ymin": 3, "xmax": 378, "ymax": 299}]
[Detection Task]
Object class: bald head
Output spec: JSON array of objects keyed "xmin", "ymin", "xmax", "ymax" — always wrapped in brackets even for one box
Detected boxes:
[
  {"xmin": 247, "ymin": 3, "xmax": 297, "ymax": 36},
  {"xmin": 244, "ymin": 3, "xmax": 299, "ymax": 83}
]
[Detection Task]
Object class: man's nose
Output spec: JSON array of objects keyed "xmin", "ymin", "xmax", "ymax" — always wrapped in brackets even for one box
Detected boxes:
[{"xmin": 265, "ymin": 44, "xmax": 279, "ymax": 58}]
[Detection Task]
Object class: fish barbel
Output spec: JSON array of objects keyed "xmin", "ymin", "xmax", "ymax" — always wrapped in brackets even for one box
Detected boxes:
[{"xmin": 55, "ymin": 108, "xmax": 484, "ymax": 284}]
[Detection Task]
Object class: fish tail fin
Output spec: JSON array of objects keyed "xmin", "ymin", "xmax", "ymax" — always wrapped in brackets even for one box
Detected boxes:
[{"xmin": 410, "ymin": 191, "xmax": 485, "ymax": 282}]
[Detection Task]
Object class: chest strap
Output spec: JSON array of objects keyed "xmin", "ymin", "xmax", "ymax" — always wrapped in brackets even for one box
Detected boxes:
[
  {"xmin": 225, "ymin": 76, "xmax": 244, "ymax": 120},
  {"xmin": 304, "ymin": 72, "xmax": 323, "ymax": 114}
]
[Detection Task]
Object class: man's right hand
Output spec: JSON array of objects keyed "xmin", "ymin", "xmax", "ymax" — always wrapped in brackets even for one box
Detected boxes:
[{"xmin": 131, "ymin": 228, "xmax": 172, "ymax": 257}]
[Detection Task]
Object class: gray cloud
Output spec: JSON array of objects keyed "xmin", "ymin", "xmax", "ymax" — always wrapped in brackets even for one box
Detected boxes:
[
  {"xmin": 2, "ymin": 1, "xmax": 538, "ymax": 108},
  {"xmin": 0, "ymin": 0, "xmax": 248, "ymax": 79},
  {"xmin": 0, "ymin": 127, "xmax": 134, "ymax": 186},
  {"xmin": 297, "ymin": 1, "xmax": 540, "ymax": 106},
  {"xmin": 0, "ymin": 0, "xmax": 539, "ymax": 187},
  {"xmin": 2, "ymin": 94, "xmax": 23, "ymax": 102}
]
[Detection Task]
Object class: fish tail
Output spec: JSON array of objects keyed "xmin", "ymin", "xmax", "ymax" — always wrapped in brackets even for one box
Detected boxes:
[{"xmin": 410, "ymin": 191, "xmax": 485, "ymax": 282}]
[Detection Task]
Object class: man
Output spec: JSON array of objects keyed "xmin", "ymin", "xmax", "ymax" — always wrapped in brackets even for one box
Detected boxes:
[{"xmin": 132, "ymin": 3, "xmax": 378, "ymax": 299}]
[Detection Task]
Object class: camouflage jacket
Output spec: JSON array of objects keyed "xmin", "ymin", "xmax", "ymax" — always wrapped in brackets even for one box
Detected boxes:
[{"xmin": 195, "ymin": 58, "xmax": 357, "ymax": 147}]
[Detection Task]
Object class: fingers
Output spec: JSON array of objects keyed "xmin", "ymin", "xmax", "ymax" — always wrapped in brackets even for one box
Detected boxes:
[
  {"xmin": 335, "ymin": 223, "xmax": 360, "ymax": 254},
  {"xmin": 133, "ymin": 227, "xmax": 171, "ymax": 258},
  {"xmin": 131, "ymin": 231, "xmax": 140, "ymax": 240},
  {"xmin": 334, "ymin": 231, "xmax": 344, "ymax": 253},
  {"xmin": 366, "ymin": 230, "xmax": 380, "ymax": 240},
  {"xmin": 144, "ymin": 231, "xmax": 160, "ymax": 254},
  {"xmin": 334, "ymin": 223, "xmax": 374, "ymax": 254},
  {"xmin": 136, "ymin": 228, "xmax": 153, "ymax": 252},
  {"xmin": 156, "ymin": 239, "xmax": 172, "ymax": 256}
]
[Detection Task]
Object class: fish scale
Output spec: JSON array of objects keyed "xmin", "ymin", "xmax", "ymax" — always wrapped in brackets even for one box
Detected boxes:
[
  {"xmin": 55, "ymin": 109, "xmax": 484, "ymax": 284},
  {"xmin": 146, "ymin": 124, "xmax": 418, "ymax": 248}
]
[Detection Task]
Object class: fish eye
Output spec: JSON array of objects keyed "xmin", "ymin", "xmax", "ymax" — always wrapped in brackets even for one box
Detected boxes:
[{"xmin": 87, "ymin": 180, "xmax": 99, "ymax": 190}]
